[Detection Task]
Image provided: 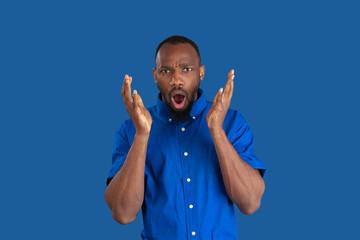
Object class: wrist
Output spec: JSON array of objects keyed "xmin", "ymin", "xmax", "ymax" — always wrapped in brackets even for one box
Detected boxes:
[
  {"xmin": 135, "ymin": 131, "xmax": 151, "ymax": 139},
  {"xmin": 209, "ymin": 127, "xmax": 225, "ymax": 136}
]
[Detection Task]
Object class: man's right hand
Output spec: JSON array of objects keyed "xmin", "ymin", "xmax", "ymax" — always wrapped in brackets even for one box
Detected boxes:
[{"xmin": 121, "ymin": 74, "xmax": 152, "ymax": 135}]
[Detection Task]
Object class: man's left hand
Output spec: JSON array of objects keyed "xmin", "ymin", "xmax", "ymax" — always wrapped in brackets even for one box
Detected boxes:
[{"xmin": 206, "ymin": 69, "xmax": 235, "ymax": 131}]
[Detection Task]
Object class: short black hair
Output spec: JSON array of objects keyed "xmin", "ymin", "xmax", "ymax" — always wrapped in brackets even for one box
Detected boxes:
[{"xmin": 155, "ymin": 35, "xmax": 201, "ymax": 64}]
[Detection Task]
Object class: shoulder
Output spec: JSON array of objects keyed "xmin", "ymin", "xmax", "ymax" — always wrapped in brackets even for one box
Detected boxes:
[
  {"xmin": 223, "ymin": 108, "xmax": 249, "ymax": 139},
  {"xmin": 115, "ymin": 118, "xmax": 135, "ymax": 141},
  {"xmin": 117, "ymin": 104, "xmax": 157, "ymax": 134},
  {"xmin": 119, "ymin": 118, "xmax": 134, "ymax": 130},
  {"xmin": 226, "ymin": 108, "xmax": 246, "ymax": 124},
  {"xmin": 147, "ymin": 104, "xmax": 157, "ymax": 116},
  {"xmin": 205, "ymin": 98, "xmax": 245, "ymax": 120},
  {"xmin": 204, "ymin": 98, "xmax": 247, "ymax": 125}
]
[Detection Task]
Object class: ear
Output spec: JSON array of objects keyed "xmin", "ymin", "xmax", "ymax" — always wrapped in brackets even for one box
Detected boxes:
[
  {"xmin": 199, "ymin": 65, "xmax": 205, "ymax": 81},
  {"xmin": 153, "ymin": 68, "xmax": 157, "ymax": 83}
]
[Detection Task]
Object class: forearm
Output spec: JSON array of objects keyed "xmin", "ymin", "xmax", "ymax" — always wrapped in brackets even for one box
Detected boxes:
[
  {"xmin": 105, "ymin": 133, "xmax": 149, "ymax": 224},
  {"xmin": 210, "ymin": 128, "xmax": 265, "ymax": 215}
]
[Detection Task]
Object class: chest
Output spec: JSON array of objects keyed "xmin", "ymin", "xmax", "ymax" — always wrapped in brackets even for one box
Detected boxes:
[{"xmin": 145, "ymin": 119, "xmax": 221, "ymax": 183}]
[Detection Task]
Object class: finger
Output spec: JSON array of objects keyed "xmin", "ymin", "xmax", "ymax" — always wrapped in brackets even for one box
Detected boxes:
[
  {"xmin": 122, "ymin": 75, "xmax": 133, "ymax": 105},
  {"xmin": 121, "ymin": 74, "xmax": 128, "ymax": 98},
  {"xmin": 224, "ymin": 69, "xmax": 235, "ymax": 96},
  {"xmin": 227, "ymin": 69, "xmax": 234, "ymax": 100},
  {"xmin": 224, "ymin": 69, "xmax": 234, "ymax": 94},
  {"xmin": 228, "ymin": 73, "xmax": 234, "ymax": 99}
]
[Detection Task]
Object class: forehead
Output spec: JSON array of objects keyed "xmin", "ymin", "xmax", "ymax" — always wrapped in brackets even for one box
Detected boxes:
[{"xmin": 156, "ymin": 43, "xmax": 200, "ymax": 67}]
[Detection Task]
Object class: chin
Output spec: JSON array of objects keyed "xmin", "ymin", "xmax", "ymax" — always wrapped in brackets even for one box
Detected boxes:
[
  {"xmin": 171, "ymin": 103, "xmax": 188, "ymax": 112},
  {"xmin": 168, "ymin": 100, "xmax": 193, "ymax": 122}
]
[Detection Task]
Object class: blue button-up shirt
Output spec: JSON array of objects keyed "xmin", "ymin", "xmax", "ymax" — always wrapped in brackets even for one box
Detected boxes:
[{"xmin": 107, "ymin": 89, "xmax": 266, "ymax": 240}]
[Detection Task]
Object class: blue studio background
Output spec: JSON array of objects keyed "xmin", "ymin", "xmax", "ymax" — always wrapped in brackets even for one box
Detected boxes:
[{"xmin": 1, "ymin": 0, "xmax": 359, "ymax": 239}]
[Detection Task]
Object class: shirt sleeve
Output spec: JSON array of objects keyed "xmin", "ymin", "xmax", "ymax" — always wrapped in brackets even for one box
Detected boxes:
[
  {"xmin": 228, "ymin": 112, "xmax": 267, "ymax": 178},
  {"xmin": 106, "ymin": 122, "xmax": 132, "ymax": 186}
]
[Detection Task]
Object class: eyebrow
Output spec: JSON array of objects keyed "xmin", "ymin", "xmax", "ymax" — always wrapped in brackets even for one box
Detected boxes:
[
  {"xmin": 159, "ymin": 65, "xmax": 171, "ymax": 69},
  {"xmin": 180, "ymin": 64, "xmax": 195, "ymax": 67},
  {"xmin": 159, "ymin": 64, "xmax": 195, "ymax": 69}
]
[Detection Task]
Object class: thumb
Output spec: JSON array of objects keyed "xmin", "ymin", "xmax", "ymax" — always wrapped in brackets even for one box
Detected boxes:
[
  {"xmin": 212, "ymin": 88, "xmax": 223, "ymax": 106},
  {"xmin": 133, "ymin": 90, "xmax": 145, "ymax": 108}
]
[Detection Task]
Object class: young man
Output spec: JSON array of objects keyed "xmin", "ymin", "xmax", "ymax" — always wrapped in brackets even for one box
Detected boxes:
[{"xmin": 105, "ymin": 35, "xmax": 267, "ymax": 240}]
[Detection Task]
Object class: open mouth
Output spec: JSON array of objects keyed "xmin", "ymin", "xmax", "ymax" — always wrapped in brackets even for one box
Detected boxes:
[{"xmin": 171, "ymin": 91, "xmax": 186, "ymax": 110}]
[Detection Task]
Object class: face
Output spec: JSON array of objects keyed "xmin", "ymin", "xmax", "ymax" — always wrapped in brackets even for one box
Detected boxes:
[{"xmin": 153, "ymin": 43, "xmax": 205, "ymax": 120}]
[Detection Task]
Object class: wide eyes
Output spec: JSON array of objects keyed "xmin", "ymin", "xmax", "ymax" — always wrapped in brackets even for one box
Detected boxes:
[
  {"xmin": 160, "ymin": 69, "xmax": 170, "ymax": 74},
  {"xmin": 159, "ymin": 68, "xmax": 193, "ymax": 74}
]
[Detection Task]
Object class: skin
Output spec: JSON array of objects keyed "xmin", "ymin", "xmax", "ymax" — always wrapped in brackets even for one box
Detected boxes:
[
  {"xmin": 104, "ymin": 43, "xmax": 265, "ymax": 225},
  {"xmin": 207, "ymin": 70, "xmax": 265, "ymax": 215},
  {"xmin": 104, "ymin": 74, "xmax": 151, "ymax": 225},
  {"xmin": 152, "ymin": 43, "xmax": 205, "ymax": 118}
]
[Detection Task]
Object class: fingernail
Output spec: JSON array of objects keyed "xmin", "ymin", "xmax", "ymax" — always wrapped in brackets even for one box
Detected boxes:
[
  {"xmin": 232, "ymin": 69, "xmax": 235, "ymax": 74},
  {"xmin": 133, "ymin": 90, "xmax": 137, "ymax": 95},
  {"xmin": 220, "ymin": 88, "xmax": 223, "ymax": 93}
]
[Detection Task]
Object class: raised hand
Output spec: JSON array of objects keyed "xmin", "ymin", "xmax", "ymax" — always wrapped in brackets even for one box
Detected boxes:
[
  {"xmin": 121, "ymin": 74, "xmax": 152, "ymax": 135},
  {"xmin": 206, "ymin": 69, "xmax": 235, "ymax": 131}
]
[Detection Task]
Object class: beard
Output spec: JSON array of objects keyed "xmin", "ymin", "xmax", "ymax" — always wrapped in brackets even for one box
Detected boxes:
[{"xmin": 162, "ymin": 86, "xmax": 199, "ymax": 122}]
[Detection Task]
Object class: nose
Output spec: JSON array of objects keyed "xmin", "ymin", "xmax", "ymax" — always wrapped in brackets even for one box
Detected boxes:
[{"xmin": 170, "ymin": 70, "xmax": 184, "ymax": 86}]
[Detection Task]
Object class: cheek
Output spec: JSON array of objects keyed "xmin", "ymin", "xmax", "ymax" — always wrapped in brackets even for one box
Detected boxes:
[
  {"xmin": 156, "ymin": 79, "xmax": 167, "ymax": 89},
  {"xmin": 156, "ymin": 81, "xmax": 171, "ymax": 100},
  {"xmin": 188, "ymin": 76, "xmax": 201, "ymax": 89},
  {"xmin": 160, "ymin": 84, "xmax": 171, "ymax": 95},
  {"xmin": 157, "ymin": 76, "xmax": 170, "ymax": 86}
]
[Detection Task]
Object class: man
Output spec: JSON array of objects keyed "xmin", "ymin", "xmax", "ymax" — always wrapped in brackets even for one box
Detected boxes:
[{"xmin": 105, "ymin": 35, "xmax": 266, "ymax": 240}]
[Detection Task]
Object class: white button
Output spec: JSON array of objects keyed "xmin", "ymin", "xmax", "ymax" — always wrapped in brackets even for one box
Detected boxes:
[
  {"xmin": 192, "ymin": 231, "xmax": 196, "ymax": 236},
  {"xmin": 192, "ymin": 116, "xmax": 196, "ymax": 119},
  {"xmin": 168, "ymin": 118, "xmax": 172, "ymax": 122},
  {"xmin": 181, "ymin": 127, "xmax": 185, "ymax": 131},
  {"xmin": 187, "ymin": 178, "xmax": 191, "ymax": 182},
  {"xmin": 189, "ymin": 204, "xmax": 194, "ymax": 209},
  {"xmin": 184, "ymin": 152, "xmax": 188, "ymax": 156}
]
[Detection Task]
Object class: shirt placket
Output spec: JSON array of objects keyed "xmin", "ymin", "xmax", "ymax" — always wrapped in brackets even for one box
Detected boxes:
[{"xmin": 178, "ymin": 120, "xmax": 198, "ymax": 239}]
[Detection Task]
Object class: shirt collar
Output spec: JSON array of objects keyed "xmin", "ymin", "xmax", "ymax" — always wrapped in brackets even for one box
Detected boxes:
[{"xmin": 155, "ymin": 88, "xmax": 207, "ymax": 122}]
